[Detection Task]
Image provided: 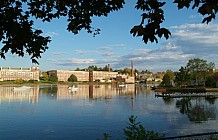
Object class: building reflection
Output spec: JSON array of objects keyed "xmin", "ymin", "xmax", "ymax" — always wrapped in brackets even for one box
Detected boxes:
[
  {"xmin": 0, "ymin": 86, "xmax": 39, "ymax": 103},
  {"xmin": 0, "ymin": 84, "xmax": 136, "ymax": 103},
  {"xmin": 56, "ymin": 84, "xmax": 136, "ymax": 100}
]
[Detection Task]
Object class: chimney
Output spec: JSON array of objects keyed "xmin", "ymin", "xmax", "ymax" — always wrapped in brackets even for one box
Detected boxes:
[
  {"xmin": 131, "ymin": 61, "xmax": 134, "ymax": 77},
  {"xmin": 108, "ymin": 64, "xmax": 110, "ymax": 72}
]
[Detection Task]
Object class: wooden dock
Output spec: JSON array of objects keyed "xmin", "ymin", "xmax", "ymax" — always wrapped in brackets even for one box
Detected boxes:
[{"xmin": 155, "ymin": 92, "xmax": 218, "ymax": 98}]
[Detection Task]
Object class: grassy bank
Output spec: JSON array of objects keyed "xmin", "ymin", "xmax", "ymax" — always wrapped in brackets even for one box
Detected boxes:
[{"xmin": 0, "ymin": 80, "xmax": 119, "ymax": 86}]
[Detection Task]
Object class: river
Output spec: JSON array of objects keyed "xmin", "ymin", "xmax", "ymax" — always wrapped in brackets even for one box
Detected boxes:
[{"xmin": 0, "ymin": 84, "xmax": 218, "ymax": 140}]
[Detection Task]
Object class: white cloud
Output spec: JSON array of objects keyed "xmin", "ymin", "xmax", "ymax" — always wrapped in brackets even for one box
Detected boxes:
[
  {"xmin": 52, "ymin": 52, "xmax": 67, "ymax": 55},
  {"xmin": 169, "ymin": 23, "xmax": 218, "ymax": 68},
  {"xmin": 112, "ymin": 42, "xmax": 194, "ymax": 72},
  {"xmin": 45, "ymin": 57, "xmax": 122, "ymax": 69},
  {"xmin": 101, "ymin": 52, "xmax": 114, "ymax": 57},
  {"xmin": 74, "ymin": 50, "xmax": 86, "ymax": 54},
  {"xmin": 107, "ymin": 44, "xmax": 126, "ymax": 47},
  {"xmin": 44, "ymin": 58, "xmax": 97, "ymax": 68},
  {"xmin": 98, "ymin": 46, "xmax": 112, "ymax": 50},
  {"xmin": 44, "ymin": 31, "xmax": 58, "ymax": 37},
  {"xmin": 67, "ymin": 58, "xmax": 96, "ymax": 64},
  {"xmin": 171, "ymin": 24, "xmax": 218, "ymax": 46},
  {"xmin": 44, "ymin": 23, "xmax": 218, "ymax": 72},
  {"xmin": 74, "ymin": 50, "xmax": 98, "ymax": 55}
]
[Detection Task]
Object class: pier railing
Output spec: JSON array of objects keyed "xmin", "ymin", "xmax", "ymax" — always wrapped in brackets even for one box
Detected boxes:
[
  {"xmin": 155, "ymin": 92, "xmax": 218, "ymax": 98},
  {"xmin": 161, "ymin": 132, "xmax": 218, "ymax": 140}
]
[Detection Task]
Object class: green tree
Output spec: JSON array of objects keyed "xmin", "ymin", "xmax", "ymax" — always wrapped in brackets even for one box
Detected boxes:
[
  {"xmin": 123, "ymin": 116, "xmax": 164, "ymax": 140},
  {"xmin": 205, "ymin": 75, "xmax": 216, "ymax": 87},
  {"xmin": 68, "ymin": 74, "xmax": 77, "ymax": 82},
  {"xmin": 40, "ymin": 72, "xmax": 49, "ymax": 81},
  {"xmin": 166, "ymin": 70, "xmax": 174, "ymax": 82},
  {"xmin": 161, "ymin": 74, "xmax": 171, "ymax": 86},
  {"xmin": 186, "ymin": 58, "xmax": 215, "ymax": 86},
  {"xmin": 48, "ymin": 73, "xmax": 58, "ymax": 82},
  {"xmin": 87, "ymin": 65, "xmax": 95, "ymax": 71},
  {"xmin": 123, "ymin": 67, "xmax": 132, "ymax": 75},
  {"xmin": 175, "ymin": 66, "xmax": 191, "ymax": 85},
  {"xmin": 1, "ymin": 1, "xmax": 217, "ymax": 63},
  {"xmin": 75, "ymin": 67, "xmax": 81, "ymax": 71},
  {"xmin": 113, "ymin": 69, "xmax": 123, "ymax": 74},
  {"xmin": 141, "ymin": 70, "xmax": 152, "ymax": 74},
  {"xmin": 14, "ymin": 79, "xmax": 25, "ymax": 84},
  {"xmin": 98, "ymin": 115, "xmax": 164, "ymax": 140},
  {"xmin": 161, "ymin": 70, "xmax": 174, "ymax": 86},
  {"xmin": 164, "ymin": 70, "xmax": 174, "ymax": 85},
  {"xmin": 102, "ymin": 65, "xmax": 111, "ymax": 71}
]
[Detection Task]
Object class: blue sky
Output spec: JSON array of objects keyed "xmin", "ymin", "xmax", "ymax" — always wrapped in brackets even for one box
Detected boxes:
[{"xmin": 1, "ymin": 1, "xmax": 218, "ymax": 72}]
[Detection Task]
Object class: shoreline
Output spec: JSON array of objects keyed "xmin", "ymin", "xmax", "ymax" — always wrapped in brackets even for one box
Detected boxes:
[
  {"xmin": 155, "ymin": 87, "xmax": 218, "ymax": 93},
  {"xmin": 0, "ymin": 82, "xmax": 134, "ymax": 87}
]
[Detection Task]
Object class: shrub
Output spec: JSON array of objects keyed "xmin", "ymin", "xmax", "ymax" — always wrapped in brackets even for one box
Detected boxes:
[
  {"xmin": 98, "ymin": 115, "xmax": 164, "ymax": 140},
  {"xmin": 48, "ymin": 73, "xmax": 58, "ymax": 82},
  {"xmin": 14, "ymin": 79, "xmax": 25, "ymax": 84},
  {"xmin": 68, "ymin": 74, "xmax": 77, "ymax": 82}
]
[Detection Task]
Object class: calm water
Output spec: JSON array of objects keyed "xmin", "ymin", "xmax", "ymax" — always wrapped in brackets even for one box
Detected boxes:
[{"xmin": 0, "ymin": 84, "xmax": 218, "ymax": 140}]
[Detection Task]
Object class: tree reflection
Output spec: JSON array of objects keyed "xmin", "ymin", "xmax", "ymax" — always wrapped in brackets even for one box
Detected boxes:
[
  {"xmin": 205, "ymin": 97, "xmax": 217, "ymax": 104},
  {"xmin": 176, "ymin": 98, "xmax": 191, "ymax": 115},
  {"xmin": 163, "ymin": 98, "xmax": 174, "ymax": 105},
  {"xmin": 39, "ymin": 86, "xmax": 58, "ymax": 99},
  {"xmin": 39, "ymin": 86, "xmax": 58, "ymax": 94},
  {"xmin": 176, "ymin": 98, "xmax": 216, "ymax": 123},
  {"xmin": 188, "ymin": 104, "xmax": 216, "ymax": 122}
]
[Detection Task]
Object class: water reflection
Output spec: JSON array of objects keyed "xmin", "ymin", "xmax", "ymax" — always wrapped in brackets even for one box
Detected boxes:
[
  {"xmin": 0, "ymin": 85, "xmax": 39, "ymax": 103},
  {"xmin": 0, "ymin": 84, "xmax": 136, "ymax": 103},
  {"xmin": 0, "ymin": 84, "xmax": 218, "ymax": 139},
  {"xmin": 55, "ymin": 84, "xmax": 135, "ymax": 100},
  {"xmin": 175, "ymin": 97, "xmax": 216, "ymax": 123}
]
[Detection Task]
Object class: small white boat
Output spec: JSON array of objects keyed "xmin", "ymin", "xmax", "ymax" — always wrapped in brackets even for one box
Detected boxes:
[
  {"xmin": 118, "ymin": 84, "xmax": 127, "ymax": 88},
  {"xmin": 68, "ymin": 86, "xmax": 78, "ymax": 91},
  {"xmin": 12, "ymin": 86, "xmax": 32, "ymax": 91}
]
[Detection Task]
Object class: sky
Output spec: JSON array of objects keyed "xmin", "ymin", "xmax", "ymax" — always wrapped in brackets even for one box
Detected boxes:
[{"xmin": 1, "ymin": 1, "xmax": 218, "ymax": 72}]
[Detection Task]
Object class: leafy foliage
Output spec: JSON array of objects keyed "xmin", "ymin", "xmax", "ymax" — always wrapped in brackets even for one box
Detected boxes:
[
  {"xmin": 161, "ymin": 74, "xmax": 171, "ymax": 86},
  {"xmin": 48, "ymin": 73, "xmax": 58, "ymax": 82},
  {"xmin": 14, "ymin": 78, "xmax": 25, "ymax": 84},
  {"xmin": 175, "ymin": 66, "xmax": 192, "ymax": 85},
  {"xmin": 205, "ymin": 75, "xmax": 217, "ymax": 87},
  {"xmin": 131, "ymin": 0, "xmax": 170, "ymax": 43},
  {"xmin": 68, "ymin": 74, "xmax": 77, "ymax": 82},
  {"xmin": 161, "ymin": 70, "xmax": 175, "ymax": 86},
  {"xmin": 173, "ymin": 0, "xmax": 218, "ymax": 24},
  {"xmin": 98, "ymin": 115, "xmax": 164, "ymax": 140},
  {"xmin": 186, "ymin": 58, "xmax": 215, "ymax": 86},
  {"xmin": 1, "ymin": 0, "xmax": 218, "ymax": 62},
  {"xmin": 123, "ymin": 115, "xmax": 164, "ymax": 140},
  {"xmin": 0, "ymin": 0, "xmax": 124, "ymax": 63},
  {"xmin": 40, "ymin": 72, "xmax": 49, "ymax": 81},
  {"xmin": 173, "ymin": 58, "xmax": 216, "ymax": 87},
  {"xmin": 0, "ymin": 0, "xmax": 50, "ymax": 64}
]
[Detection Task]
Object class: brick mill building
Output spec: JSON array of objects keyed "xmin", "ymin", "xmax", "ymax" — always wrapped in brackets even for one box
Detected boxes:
[
  {"xmin": 0, "ymin": 66, "xmax": 40, "ymax": 81},
  {"xmin": 47, "ymin": 70, "xmax": 120, "ymax": 82}
]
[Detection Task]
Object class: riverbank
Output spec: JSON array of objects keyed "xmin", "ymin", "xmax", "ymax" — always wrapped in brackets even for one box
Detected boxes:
[{"xmin": 0, "ymin": 81, "xmax": 127, "ymax": 87}]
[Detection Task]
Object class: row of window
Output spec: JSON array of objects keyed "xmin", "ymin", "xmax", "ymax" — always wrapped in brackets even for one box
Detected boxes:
[{"xmin": 0, "ymin": 72, "xmax": 37, "ymax": 75}]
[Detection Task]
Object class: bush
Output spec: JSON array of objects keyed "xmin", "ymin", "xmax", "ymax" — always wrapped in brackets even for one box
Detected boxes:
[
  {"xmin": 14, "ymin": 79, "xmax": 25, "ymax": 84},
  {"xmin": 98, "ymin": 115, "xmax": 164, "ymax": 140},
  {"xmin": 28, "ymin": 80, "xmax": 38, "ymax": 83},
  {"xmin": 68, "ymin": 74, "xmax": 77, "ymax": 82},
  {"xmin": 48, "ymin": 74, "xmax": 58, "ymax": 82}
]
